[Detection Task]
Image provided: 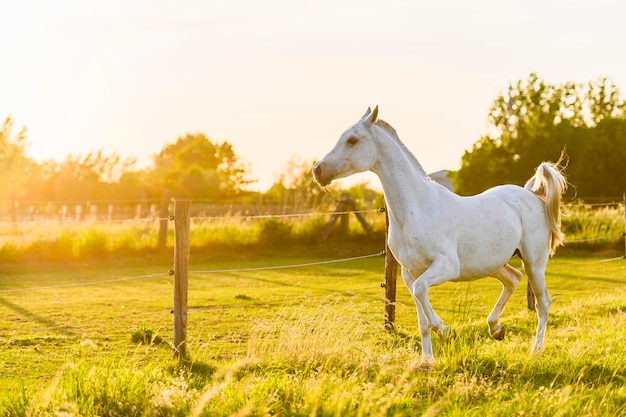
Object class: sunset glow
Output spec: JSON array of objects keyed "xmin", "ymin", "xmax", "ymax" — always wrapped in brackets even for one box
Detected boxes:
[{"xmin": 2, "ymin": 0, "xmax": 625, "ymax": 190}]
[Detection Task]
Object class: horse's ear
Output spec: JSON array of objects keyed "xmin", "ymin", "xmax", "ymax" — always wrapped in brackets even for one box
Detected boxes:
[
  {"xmin": 360, "ymin": 107, "xmax": 372, "ymax": 121},
  {"xmin": 364, "ymin": 105, "xmax": 379, "ymax": 126},
  {"xmin": 371, "ymin": 105, "xmax": 379, "ymax": 123}
]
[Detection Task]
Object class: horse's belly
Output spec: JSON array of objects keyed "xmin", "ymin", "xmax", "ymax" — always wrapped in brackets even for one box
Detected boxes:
[
  {"xmin": 388, "ymin": 220, "xmax": 519, "ymax": 280},
  {"xmin": 387, "ymin": 232, "xmax": 432, "ymax": 273},
  {"xmin": 455, "ymin": 232, "xmax": 519, "ymax": 276}
]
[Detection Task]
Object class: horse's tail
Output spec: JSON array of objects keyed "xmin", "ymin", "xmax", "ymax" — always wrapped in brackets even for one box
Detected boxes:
[{"xmin": 524, "ymin": 161, "xmax": 568, "ymax": 256}]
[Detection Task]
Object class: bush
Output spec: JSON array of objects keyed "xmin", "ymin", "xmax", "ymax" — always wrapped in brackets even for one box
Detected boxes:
[
  {"xmin": 131, "ymin": 326, "xmax": 164, "ymax": 345},
  {"xmin": 561, "ymin": 204, "xmax": 624, "ymax": 253},
  {"xmin": 258, "ymin": 218, "xmax": 293, "ymax": 248}
]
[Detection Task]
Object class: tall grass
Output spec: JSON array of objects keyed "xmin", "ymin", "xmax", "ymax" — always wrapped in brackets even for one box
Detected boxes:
[
  {"xmin": 6, "ymin": 292, "xmax": 623, "ymax": 416},
  {"xmin": 1, "ymin": 256, "xmax": 625, "ymax": 416},
  {"xmin": 0, "ymin": 222, "xmax": 161, "ymax": 262},
  {"xmin": 0, "ymin": 203, "xmax": 622, "ymax": 263},
  {"xmin": 1, "ymin": 354, "xmax": 197, "ymax": 417},
  {"xmin": 0, "ymin": 211, "xmax": 387, "ymax": 263},
  {"xmin": 563, "ymin": 204, "xmax": 624, "ymax": 241}
]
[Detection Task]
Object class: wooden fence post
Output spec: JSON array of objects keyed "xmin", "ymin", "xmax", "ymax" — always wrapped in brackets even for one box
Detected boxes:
[
  {"xmin": 159, "ymin": 189, "xmax": 170, "ymax": 250},
  {"xmin": 173, "ymin": 200, "xmax": 191, "ymax": 358},
  {"xmin": 384, "ymin": 208, "xmax": 398, "ymax": 331}
]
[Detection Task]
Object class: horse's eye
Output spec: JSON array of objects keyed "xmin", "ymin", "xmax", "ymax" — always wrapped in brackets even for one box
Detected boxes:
[{"xmin": 346, "ymin": 137, "xmax": 358, "ymax": 146}]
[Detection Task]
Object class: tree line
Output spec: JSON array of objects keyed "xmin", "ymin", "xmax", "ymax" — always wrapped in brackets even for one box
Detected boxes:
[
  {"xmin": 2, "ymin": 73, "xmax": 624, "ymax": 209},
  {"xmin": 0, "ymin": 123, "xmax": 339, "ymax": 208},
  {"xmin": 451, "ymin": 73, "xmax": 626, "ymax": 200}
]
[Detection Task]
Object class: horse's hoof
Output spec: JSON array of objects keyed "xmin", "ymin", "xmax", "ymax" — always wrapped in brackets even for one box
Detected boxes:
[
  {"xmin": 437, "ymin": 325, "xmax": 453, "ymax": 340},
  {"xmin": 437, "ymin": 325, "xmax": 457, "ymax": 341},
  {"xmin": 490, "ymin": 325, "xmax": 506, "ymax": 341},
  {"xmin": 410, "ymin": 359, "xmax": 433, "ymax": 371}
]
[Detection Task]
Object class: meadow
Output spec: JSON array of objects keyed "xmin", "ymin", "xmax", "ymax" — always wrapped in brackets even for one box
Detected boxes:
[{"xmin": 0, "ymin": 203, "xmax": 624, "ymax": 416}]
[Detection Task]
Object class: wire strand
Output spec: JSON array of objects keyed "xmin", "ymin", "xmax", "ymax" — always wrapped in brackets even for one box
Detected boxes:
[
  {"xmin": 0, "ymin": 217, "xmax": 170, "ymax": 226},
  {"xmin": 0, "ymin": 254, "xmax": 385, "ymax": 294},
  {"xmin": 189, "ymin": 208, "xmax": 383, "ymax": 221},
  {"xmin": 189, "ymin": 252, "xmax": 384, "ymax": 275},
  {"xmin": 564, "ymin": 234, "xmax": 624, "ymax": 243},
  {"xmin": 550, "ymin": 256, "xmax": 625, "ymax": 268},
  {"xmin": 0, "ymin": 272, "xmax": 169, "ymax": 294},
  {"xmin": 0, "ymin": 208, "xmax": 384, "ymax": 225},
  {"xmin": 183, "ymin": 285, "xmax": 382, "ymax": 311}
]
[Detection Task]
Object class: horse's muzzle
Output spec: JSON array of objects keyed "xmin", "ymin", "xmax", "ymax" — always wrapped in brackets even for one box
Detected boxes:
[{"xmin": 312, "ymin": 162, "xmax": 331, "ymax": 186}]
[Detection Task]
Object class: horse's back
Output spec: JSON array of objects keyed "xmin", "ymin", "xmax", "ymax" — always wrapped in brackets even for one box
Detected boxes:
[
  {"xmin": 424, "ymin": 183, "xmax": 541, "ymax": 241},
  {"xmin": 469, "ymin": 184, "xmax": 551, "ymax": 257},
  {"xmin": 472, "ymin": 184, "xmax": 544, "ymax": 216}
]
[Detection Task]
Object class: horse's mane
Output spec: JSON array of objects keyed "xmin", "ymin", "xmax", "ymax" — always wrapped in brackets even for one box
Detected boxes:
[{"xmin": 375, "ymin": 119, "xmax": 428, "ymax": 177}]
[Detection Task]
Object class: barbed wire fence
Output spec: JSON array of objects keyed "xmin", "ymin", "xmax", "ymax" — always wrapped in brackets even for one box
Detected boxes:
[{"xmin": 0, "ymin": 195, "xmax": 624, "ymax": 357}]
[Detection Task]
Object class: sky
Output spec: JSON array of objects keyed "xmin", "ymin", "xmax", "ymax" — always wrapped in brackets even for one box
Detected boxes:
[{"xmin": 2, "ymin": 0, "xmax": 626, "ymax": 191}]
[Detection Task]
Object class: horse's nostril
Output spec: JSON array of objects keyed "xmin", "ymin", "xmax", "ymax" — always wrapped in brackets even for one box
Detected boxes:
[{"xmin": 314, "ymin": 164, "xmax": 322, "ymax": 179}]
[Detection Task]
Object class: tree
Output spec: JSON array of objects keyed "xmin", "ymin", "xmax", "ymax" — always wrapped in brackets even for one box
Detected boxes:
[
  {"xmin": 29, "ymin": 151, "xmax": 137, "ymax": 202},
  {"xmin": 452, "ymin": 74, "xmax": 626, "ymax": 200},
  {"xmin": 570, "ymin": 117, "xmax": 626, "ymax": 198},
  {"xmin": 151, "ymin": 133, "xmax": 253, "ymax": 199},
  {"xmin": 264, "ymin": 156, "xmax": 330, "ymax": 209},
  {"xmin": 0, "ymin": 116, "xmax": 33, "ymax": 201},
  {"xmin": 0, "ymin": 118, "xmax": 256, "ymax": 204},
  {"xmin": 264, "ymin": 156, "xmax": 384, "ymax": 210}
]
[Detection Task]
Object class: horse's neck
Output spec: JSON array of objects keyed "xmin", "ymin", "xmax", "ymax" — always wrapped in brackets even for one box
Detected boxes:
[{"xmin": 372, "ymin": 133, "xmax": 434, "ymax": 223}]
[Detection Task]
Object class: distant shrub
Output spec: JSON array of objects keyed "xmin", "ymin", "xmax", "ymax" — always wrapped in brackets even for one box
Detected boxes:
[
  {"xmin": 131, "ymin": 326, "xmax": 163, "ymax": 345},
  {"xmin": 258, "ymin": 218, "xmax": 293, "ymax": 248},
  {"xmin": 562, "ymin": 205, "xmax": 624, "ymax": 241}
]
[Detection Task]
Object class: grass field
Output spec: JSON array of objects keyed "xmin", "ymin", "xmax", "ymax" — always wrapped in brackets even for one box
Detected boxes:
[{"xmin": 1, "ymin": 253, "xmax": 625, "ymax": 416}]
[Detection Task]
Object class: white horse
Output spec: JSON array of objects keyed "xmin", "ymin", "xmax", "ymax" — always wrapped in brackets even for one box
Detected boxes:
[{"xmin": 313, "ymin": 106, "xmax": 567, "ymax": 369}]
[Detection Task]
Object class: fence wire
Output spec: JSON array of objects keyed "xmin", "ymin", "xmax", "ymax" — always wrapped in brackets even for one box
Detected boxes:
[
  {"xmin": 0, "ymin": 272, "xmax": 170, "ymax": 294},
  {"xmin": 184, "ymin": 285, "xmax": 383, "ymax": 312},
  {"xmin": 189, "ymin": 208, "xmax": 384, "ymax": 222},
  {"xmin": 564, "ymin": 234, "xmax": 625, "ymax": 244},
  {"xmin": 0, "ymin": 217, "xmax": 168, "ymax": 227},
  {"xmin": 0, "ymin": 208, "xmax": 384, "ymax": 226},
  {"xmin": 549, "ymin": 255, "xmax": 625, "ymax": 268},
  {"xmin": 189, "ymin": 252, "xmax": 384, "ymax": 275},
  {"xmin": 0, "ymin": 253, "xmax": 385, "ymax": 294}
]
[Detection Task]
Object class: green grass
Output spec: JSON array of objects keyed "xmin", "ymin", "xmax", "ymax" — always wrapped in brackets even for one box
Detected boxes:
[
  {"xmin": 1, "ymin": 254, "xmax": 625, "ymax": 416},
  {"xmin": 0, "ymin": 210, "xmax": 387, "ymax": 263},
  {"xmin": 0, "ymin": 202, "xmax": 623, "ymax": 263}
]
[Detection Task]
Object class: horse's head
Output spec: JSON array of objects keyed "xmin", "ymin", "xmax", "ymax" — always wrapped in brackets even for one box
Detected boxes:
[{"xmin": 313, "ymin": 106, "xmax": 380, "ymax": 186}]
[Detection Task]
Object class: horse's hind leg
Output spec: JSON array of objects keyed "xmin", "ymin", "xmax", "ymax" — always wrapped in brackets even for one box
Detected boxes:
[{"xmin": 488, "ymin": 263, "xmax": 523, "ymax": 340}]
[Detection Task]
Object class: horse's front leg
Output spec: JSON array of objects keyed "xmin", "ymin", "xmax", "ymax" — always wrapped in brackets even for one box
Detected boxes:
[
  {"xmin": 410, "ymin": 256, "xmax": 459, "ymax": 340},
  {"xmin": 401, "ymin": 268, "xmax": 433, "ymax": 369}
]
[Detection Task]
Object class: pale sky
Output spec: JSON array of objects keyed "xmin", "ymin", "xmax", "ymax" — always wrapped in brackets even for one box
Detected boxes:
[{"xmin": 2, "ymin": 0, "xmax": 625, "ymax": 190}]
